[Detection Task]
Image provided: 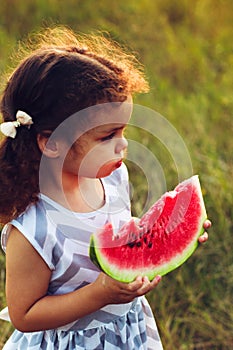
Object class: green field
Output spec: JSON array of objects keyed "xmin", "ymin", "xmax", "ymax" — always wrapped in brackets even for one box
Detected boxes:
[{"xmin": 0, "ymin": 0, "xmax": 232, "ymax": 349}]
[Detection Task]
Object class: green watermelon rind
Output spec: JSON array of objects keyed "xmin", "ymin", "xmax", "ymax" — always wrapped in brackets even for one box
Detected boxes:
[
  {"xmin": 89, "ymin": 176, "xmax": 207, "ymax": 283},
  {"xmin": 89, "ymin": 235, "xmax": 102, "ymax": 271}
]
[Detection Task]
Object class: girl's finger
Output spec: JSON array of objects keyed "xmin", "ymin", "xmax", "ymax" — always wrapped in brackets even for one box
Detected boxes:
[
  {"xmin": 198, "ymin": 231, "xmax": 208, "ymax": 243},
  {"xmin": 136, "ymin": 275, "xmax": 161, "ymax": 295},
  {"xmin": 125, "ymin": 276, "xmax": 144, "ymax": 292},
  {"xmin": 203, "ymin": 219, "xmax": 212, "ymax": 229},
  {"xmin": 150, "ymin": 275, "xmax": 162, "ymax": 287}
]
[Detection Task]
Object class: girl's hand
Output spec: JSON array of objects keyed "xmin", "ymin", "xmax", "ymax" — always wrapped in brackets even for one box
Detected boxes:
[
  {"xmin": 198, "ymin": 219, "xmax": 211, "ymax": 243},
  {"xmin": 93, "ymin": 272, "xmax": 161, "ymax": 305}
]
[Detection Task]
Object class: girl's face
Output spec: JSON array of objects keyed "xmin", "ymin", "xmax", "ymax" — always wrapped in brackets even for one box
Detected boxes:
[{"xmin": 63, "ymin": 96, "xmax": 133, "ymax": 178}]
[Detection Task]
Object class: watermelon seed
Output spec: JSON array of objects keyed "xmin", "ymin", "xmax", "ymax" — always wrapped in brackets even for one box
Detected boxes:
[
  {"xmin": 143, "ymin": 237, "xmax": 147, "ymax": 244},
  {"xmin": 127, "ymin": 242, "xmax": 135, "ymax": 248},
  {"xmin": 148, "ymin": 242, "xmax": 153, "ymax": 248},
  {"xmin": 136, "ymin": 241, "xmax": 142, "ymax": 247}
]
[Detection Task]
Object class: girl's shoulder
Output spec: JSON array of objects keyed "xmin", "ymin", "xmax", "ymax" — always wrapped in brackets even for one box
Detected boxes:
[{"xmin": 1, "ymin": 198, "xmax": 56, "ymax": 269}]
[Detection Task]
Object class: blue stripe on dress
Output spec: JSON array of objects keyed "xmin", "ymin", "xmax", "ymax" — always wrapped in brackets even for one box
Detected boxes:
[{"xmin": 35, "ymin": 202, "xmax": 48, "ymax": 249}]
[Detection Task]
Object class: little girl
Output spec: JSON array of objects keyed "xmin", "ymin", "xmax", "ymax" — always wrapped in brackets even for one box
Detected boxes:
[{"xmin": 0, "ymin": 27, "xmax": 210, "ymax": 350}]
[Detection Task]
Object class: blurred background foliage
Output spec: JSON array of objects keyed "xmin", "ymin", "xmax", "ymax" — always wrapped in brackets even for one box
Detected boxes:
[{"xmin": 0, "ymin": 0, "xmax": 232, "ymax": 349}]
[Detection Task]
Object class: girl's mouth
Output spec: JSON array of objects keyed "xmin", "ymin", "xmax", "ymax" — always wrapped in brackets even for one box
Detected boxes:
[{"xmin": 115, "ymin": 159, "xmax": 123, "ymax": 168}]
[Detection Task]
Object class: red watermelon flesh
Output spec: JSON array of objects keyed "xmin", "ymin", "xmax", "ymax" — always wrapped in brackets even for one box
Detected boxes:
[{"xmin": 89, "ymin": 175, "xmax": 207, "ymax": 282}]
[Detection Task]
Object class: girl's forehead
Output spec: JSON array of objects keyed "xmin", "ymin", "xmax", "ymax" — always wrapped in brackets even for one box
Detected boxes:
[
  {"xmin": 78, "ymin": 116, "xmax": 129, "ymax": 140},
  {"xmin": 56, "ymin": 97, "xmax": 133, "ymax": 141},
  {"xmin": 88, "ymin": 97, "xmax": 133, "ymax": 128},
  {"xmin": 89, "ymin": 122, "xmax": 127, "ymax": 134}
]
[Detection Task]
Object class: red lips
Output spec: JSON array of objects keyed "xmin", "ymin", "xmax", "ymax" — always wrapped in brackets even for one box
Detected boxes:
[{"xmin": 115, "ymin": 160, "xmax": 123, "ymax": 168}]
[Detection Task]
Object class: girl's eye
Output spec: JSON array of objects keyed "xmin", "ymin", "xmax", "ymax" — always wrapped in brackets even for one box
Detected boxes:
[{"xmin": 101, "ymin": 132, "xmax": 116, "ymax": 142}]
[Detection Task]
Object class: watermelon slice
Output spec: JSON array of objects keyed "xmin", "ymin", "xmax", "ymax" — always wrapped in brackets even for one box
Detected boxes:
[{"xmin": 89, "ymin": 175, "xmax": 207, "ymax": 282}]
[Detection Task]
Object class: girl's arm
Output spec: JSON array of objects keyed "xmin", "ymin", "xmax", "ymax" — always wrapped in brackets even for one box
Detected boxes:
[{"xmin": 6, "ymin": 227, "xmax": 160, "ymax": 332}]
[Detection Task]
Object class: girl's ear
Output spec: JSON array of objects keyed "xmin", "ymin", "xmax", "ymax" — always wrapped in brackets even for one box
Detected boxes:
[{"xmin": 37, "ymin": 134, "xmax": 59, "ymax": 158}]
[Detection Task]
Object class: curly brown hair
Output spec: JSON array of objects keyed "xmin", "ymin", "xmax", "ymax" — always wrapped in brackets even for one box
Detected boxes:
[{"xmin": 0, "ymin": 26, "xmax": 149, "ymax": 224}]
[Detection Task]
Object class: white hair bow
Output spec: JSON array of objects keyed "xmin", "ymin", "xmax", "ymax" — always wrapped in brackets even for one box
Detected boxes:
[{"xmin": 0, "ymin": 110, "xmax": 33, "ymax": 138}]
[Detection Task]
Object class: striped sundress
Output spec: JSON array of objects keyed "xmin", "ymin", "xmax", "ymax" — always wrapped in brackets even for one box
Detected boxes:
[{"xmin": 1, "ymin": 163, "xmax": 163, "ymax": 350}]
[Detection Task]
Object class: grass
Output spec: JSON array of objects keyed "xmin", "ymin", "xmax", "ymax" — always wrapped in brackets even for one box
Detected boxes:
[
  {"xmin": 0, "ymin": 0, "xmax": 233, "ymax": 348},
  {"xmin": 0, "ymin": 253, "xmax": 14, "ymax": 348}
]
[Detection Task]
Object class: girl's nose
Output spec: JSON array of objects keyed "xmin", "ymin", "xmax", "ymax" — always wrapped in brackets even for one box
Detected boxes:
[{"xmin": 115, "ymin": 137, "xmax": 128, "ymax": 154}]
